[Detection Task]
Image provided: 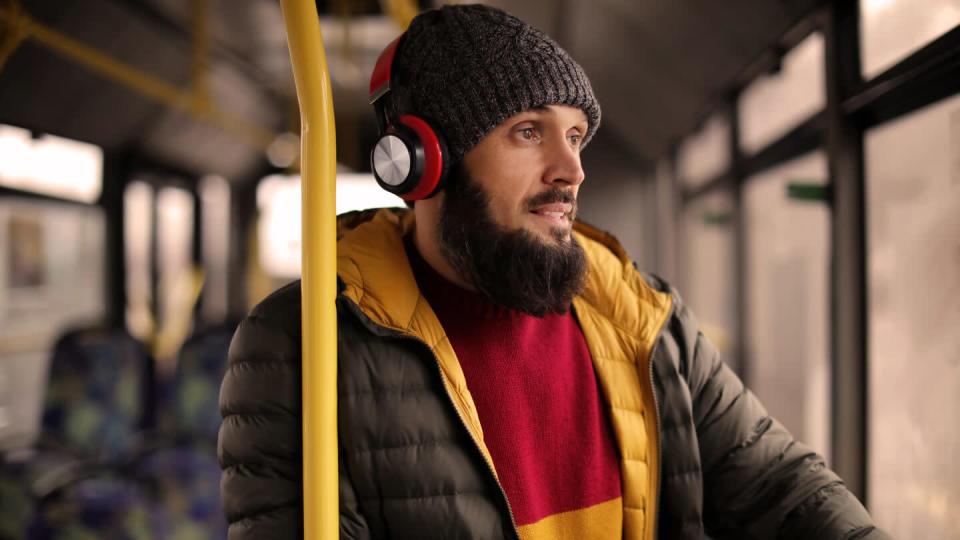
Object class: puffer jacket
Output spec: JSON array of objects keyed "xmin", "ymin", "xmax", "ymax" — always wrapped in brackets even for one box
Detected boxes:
[{"xmin": 218, "ymin": 208, "xmax": 889, "ymax": 540}]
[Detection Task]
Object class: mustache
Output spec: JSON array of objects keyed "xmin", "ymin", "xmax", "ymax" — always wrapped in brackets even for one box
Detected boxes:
[{"xmin": 524, "ymin": 188, "xmax": 578, "ymax": 213}]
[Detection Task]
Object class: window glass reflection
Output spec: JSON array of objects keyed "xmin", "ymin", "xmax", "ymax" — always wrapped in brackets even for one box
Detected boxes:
[
  {"xmin": 860, "ymin": 0, "xmax": 960, "ymax": 79},
  {"xmin": 256, "ymin": 172, "xmax": 404, "ymax": 279},
  {"xmin": 744, "ymin": 151, "xmax": 831, "ymax": 461},
  {"xmin": 0, "ymin": 125, "xmax": 103, "ymax": 203},
  {"xmin": 677, "ymin": 112, "xmax": 730, "ymax": 188},
  {"xmin": 682, "ymin": 189, "xmax": 738, "ymax": 368},
  {"xmin": 155, "ymin": 186, "xmax": 195, "ymax": 366},
  {"xmin": 125, "ymin": 181, "xmax": 154, "ymax": 340},
  {"xmin": 865, "ymin": 93, "xmax": 960, "ymax": 539},
  {"xmin": 739, "ymin": 33, "xmax": 825, "ymax": 154},
  {"xmin": 200, "ymin": 175, "xmax": 231, "ymax": 323}
]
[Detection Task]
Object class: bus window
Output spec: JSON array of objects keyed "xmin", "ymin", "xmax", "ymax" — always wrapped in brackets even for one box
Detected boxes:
[{"xmin": 865, "ymin": 91, "xmax": 960, "ymax": 539}]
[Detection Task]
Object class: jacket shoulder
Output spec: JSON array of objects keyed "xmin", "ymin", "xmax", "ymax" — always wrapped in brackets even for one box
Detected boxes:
[
  {"xmin": 223, "ymin": 280, "xmax": 303, "ymax": 371},
  {"xmin": 219, "ymin": 281, "xmax": 305, "ymax": 536},
  {"xmin": 249, "ymin": 280, "xmax": 303, "ymax": 334},
  {"xmin": 637, "ymin": 272, "xmax": 706, "ymax": 382},
  {"xmin": 221, "ymin": 280, "xmax": 304, "ymax": 416}
]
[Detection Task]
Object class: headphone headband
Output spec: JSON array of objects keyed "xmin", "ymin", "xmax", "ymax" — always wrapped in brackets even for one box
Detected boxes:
[
  {"xmin": 368, "ymin": 31, "xmax": 448, "ymax": 201},
  {"xmin": 369, "ymin": 34, "xmax": 404, "ymax": 100}
]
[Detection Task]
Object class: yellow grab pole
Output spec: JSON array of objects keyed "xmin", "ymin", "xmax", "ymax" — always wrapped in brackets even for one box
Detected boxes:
[{"xmin": 279, "ymin": 1, "xmax": 338, "ymax": 539}]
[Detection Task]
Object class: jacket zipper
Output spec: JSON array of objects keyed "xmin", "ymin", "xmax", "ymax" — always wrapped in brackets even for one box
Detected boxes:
[
  {"xmin": 407, "ymin": 334, "xmax": 522, "ymax": 540},
  {"xmin": 648, "ymin": 338, "xmax": 662, "ymax": 540},
  {"xmin": 647, "ymin": 297, "xmax": 676, "ymax": 540}
]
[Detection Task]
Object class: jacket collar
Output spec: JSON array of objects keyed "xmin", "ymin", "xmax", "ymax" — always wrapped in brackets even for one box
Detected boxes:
[{"xmin": 336, "ymin": 207, "xmax": 670, "ymax": 344}]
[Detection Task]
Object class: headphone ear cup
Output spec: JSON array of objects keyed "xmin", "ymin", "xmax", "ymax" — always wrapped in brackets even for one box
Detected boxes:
[
  {"xmin": 430, "ymin": 129, "xmax": 450, "ymax": 198},
  {"xmin": 371, "ymin": 124, "xmax": 424, "ymax": 196},
  {"xmin": 369, "ymin": 115, "xmax": 449, "ymax": 201},
  {"xmin": 395, "ymin": 115, "xmax": 448, "ymax": 201}
]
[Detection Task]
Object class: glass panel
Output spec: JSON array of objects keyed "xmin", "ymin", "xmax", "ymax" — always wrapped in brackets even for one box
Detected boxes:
[
  {"xmin": 0, "ymin": 200, "xmax": 105, "ymax": 449},
  {"xmin": 739, "ymin": 32, "xmax": 825, "ymax": 154},
  {"xmin": 200, "ymin": 175, "xmax": 230, "ymax": 323},
  {"xmin": 865, "ymin": 93, "xmax": 960, "ymax": 538},
  {"xmin": 257, "ymin": 175, "xmax": 303, "ymax": 279},
  {"xmin": 336, "ymin": 172, "xmax": 406, "ymax": 215},
  {"xmin": 0, "ymin": 124, "xmax": 103, "ymax": 203},
  {"xmin": 860, "ymin": 0, "xmax": 960, "ymax": 79},
  {"xmin": 256, "ymin": 173, "xmax": 404, "ymax": 279},
  {"xmin": 155, "ymin": 187, "xmax": 195, "ymax": 366},
  {"xmin": 744, "ymin": 150, "xmax": 831, "ymax": 461},
  {"xmin": 0, "ymin": 351, "xmax": 47, "ymax": 451},
  {"xmin": 677, "ymin": 112, "xmax": 730, "ymax": 189},
  {"xmin": 125, "ymin": 181, "xmax": 154, "ymax": 340},
  {"xmin": 0, "ymin": 201, "xmax": 106, "ymax": 335},
  {"xmin": 681, "ymin": 189, "xmax": 738, "ymax": 368}
]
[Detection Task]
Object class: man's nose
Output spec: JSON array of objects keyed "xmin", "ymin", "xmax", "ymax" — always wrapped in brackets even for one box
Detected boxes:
[{"xmin": 543, "ymin": 137, "xmax": 586, "ymax": 187}]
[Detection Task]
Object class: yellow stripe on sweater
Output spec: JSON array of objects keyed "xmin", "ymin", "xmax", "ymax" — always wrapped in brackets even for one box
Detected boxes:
[{"xmin": 517, "ymin": 497, "xmax": 623, "ymax": 540}]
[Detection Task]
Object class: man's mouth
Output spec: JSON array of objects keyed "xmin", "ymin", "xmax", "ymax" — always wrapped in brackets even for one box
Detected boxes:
[{"xmin": 530, "ymin": 203, "xmax": 573, "ymax": 225}]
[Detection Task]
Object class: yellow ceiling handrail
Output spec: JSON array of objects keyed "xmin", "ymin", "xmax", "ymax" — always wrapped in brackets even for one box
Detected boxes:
[
  {"xmin": 0, "ymin": 0, "xmax": 276, "ymax": 151},
  {"xmin": 279, "ymin": 0, "xmax": 338, "ymax": 539},
  {"xmin": 0, "ymin": 0, "xmax": 28, "ymax": 71}
]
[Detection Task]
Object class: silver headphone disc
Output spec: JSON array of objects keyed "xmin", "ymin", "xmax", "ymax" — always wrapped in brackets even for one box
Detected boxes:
[{"xmin": 373, "ymin": 135, "xmax": 412, "ymax": 187}]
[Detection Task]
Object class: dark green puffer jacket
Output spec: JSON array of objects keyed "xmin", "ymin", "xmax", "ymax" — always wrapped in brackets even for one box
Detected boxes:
[{"xmin": 218, "ymin": 209, "xmax": 890, "ymax": 540}]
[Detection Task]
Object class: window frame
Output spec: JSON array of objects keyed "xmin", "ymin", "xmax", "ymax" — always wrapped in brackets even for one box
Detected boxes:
[{"xmin": 671, "ymin": 2, "xmax": 960, "ymax": 505}]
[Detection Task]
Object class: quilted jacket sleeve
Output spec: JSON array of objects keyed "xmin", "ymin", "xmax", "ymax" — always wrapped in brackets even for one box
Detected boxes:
[
  {"xmin": 666, "ymin": 287, "xmax": 892, "ymax": 540},
  {"xmin": 218, "ymin": 282, "xmax": 370, "ymax": 539}
]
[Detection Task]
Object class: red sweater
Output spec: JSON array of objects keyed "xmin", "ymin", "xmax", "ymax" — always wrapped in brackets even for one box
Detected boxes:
[{"xmin": 407, "ymin": 240, "xmax": 623, "ymax": 537}]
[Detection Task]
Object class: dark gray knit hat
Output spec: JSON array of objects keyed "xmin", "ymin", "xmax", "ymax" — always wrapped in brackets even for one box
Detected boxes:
[{"xmin": 390, "ymin": 4, "xmax": 601, "ymax": 164}]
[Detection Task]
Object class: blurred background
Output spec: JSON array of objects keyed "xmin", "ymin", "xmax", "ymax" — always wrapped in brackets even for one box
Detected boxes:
[{"xmin": 0, "ymin": 0, "xmax": 957, "ymax": 538}]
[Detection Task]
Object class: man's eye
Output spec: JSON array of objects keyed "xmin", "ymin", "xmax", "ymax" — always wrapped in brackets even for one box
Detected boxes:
[
  {"xmin": 568, "ymin": 134, "xmax": 583, "ymax": 146},
  {"xmin": 520, "ymin": 127, "xmax": 539, "ymax": 141}
]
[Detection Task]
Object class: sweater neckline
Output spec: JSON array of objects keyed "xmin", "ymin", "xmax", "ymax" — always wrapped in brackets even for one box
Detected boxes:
[{"xmin": 404, "ymin": 234, "xmax": 531, "ymax": 321}]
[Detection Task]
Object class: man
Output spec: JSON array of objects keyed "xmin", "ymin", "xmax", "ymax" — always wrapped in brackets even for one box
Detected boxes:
[{"xmin": 218, "ymin": 5, "xmax": 889, "ymax": 539}]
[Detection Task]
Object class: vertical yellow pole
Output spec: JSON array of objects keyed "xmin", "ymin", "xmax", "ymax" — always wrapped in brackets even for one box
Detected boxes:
[{"xmin": 279, "ymin": 1, "xmax": 338, "ymax": 539}]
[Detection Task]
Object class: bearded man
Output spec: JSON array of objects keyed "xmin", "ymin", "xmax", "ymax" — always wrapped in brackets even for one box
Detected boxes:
[{"xmin": 217, "ymin": 4, "xmax": 888, "ymax": 540}]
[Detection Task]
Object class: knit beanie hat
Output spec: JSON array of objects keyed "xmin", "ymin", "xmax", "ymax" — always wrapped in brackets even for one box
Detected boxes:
[{"xmin": 389, "ymin": 4, "xmax": 601, "ymax": 164}]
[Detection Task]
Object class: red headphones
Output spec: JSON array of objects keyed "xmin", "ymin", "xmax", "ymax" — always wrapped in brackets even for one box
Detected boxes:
[{"xmin": 369, "ymin": 34, "xmax": 450, "ymax": 201}]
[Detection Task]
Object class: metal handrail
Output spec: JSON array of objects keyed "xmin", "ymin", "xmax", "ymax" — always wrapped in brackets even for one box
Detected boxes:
[{"xmin": 278, "ymin": 1, "xmax": 338, "ymax": 538}]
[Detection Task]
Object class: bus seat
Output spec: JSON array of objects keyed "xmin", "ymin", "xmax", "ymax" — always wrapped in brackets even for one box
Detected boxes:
[
  {"xmin": 0, "ymin": 462, "xmax": 32, "ymax": 540},
  {"xmin": 40, "ymin": 327, "xmax": 151, "ymax": 462},
  {"xmin": 25, "ymin": 473, "xmax": 166, "ymax": 540},
  {"xmin": 166, "ymin": 325, "xmax": 234, "ymax": 444},
  {"xmin": 133, "ymin": 325, "xmax": 236, "ymax": 540},
  {"xmin": 0, "ymin": 327, "xmax": 152, "ymax": 539}
]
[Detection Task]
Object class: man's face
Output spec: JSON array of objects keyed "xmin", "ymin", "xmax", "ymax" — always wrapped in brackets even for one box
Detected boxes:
[
  {"xmin": 434, "ymin": 104, "xmax": 590, "ymax": 316},
  {"xmin": 460, "ymin": 104, "xmax": 588, "ymax": 243}
]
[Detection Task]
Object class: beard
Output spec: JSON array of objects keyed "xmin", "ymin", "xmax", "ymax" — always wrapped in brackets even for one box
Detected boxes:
[{"xmin": 437, "ymin": 164, "xmax": 588, "ymax": 317}]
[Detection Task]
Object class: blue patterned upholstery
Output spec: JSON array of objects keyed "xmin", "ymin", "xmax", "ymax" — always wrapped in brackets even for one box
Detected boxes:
[
  {"xmin": 133, "ymin": 325, "xmax": 235, "ymax": 540},
  {"xmin": 12, "ymin": 325, "xmax": 234, "ymax": 539},
  {"xmin": 0, "ymin": 327, "xmax": 159, "ymax": 539},
  {"xmin": 138, "ymin": 446, "xmax": 226, "ymax": 539},
  {"xmin": 0, "ymin": 462, "xmax": 32, "ymax": 540},
  {"xmin": 26, "ymin": 473, "xmax": 165, "ymax": 540},
  {"xmin": 41, "ymin": 328, "xmax": 150, "ymax": 461},
  {"xmin": 167, "ymin": 328, "xmax": 232, "ymax": 444}
]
